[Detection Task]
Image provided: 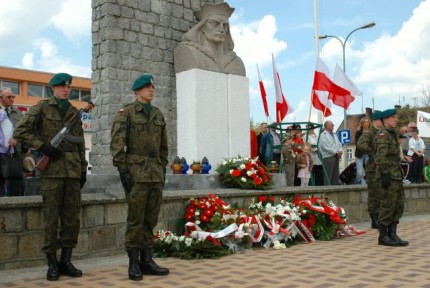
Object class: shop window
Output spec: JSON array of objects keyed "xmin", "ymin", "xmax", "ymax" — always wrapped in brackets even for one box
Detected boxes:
[
  {"xmin": 69, "ymin": 89, "xmax": 79, "ymax": 101},
  {"xmin": 0, "ymin": 80, "xmax": 20, "ymax": 94}
]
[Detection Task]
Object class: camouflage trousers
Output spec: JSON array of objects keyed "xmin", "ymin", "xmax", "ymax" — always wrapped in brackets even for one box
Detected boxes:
[
  {"xmin": 125, "ymin": 182, "xmax": 163, "ymax": 251},
  {"xmin": 366, "ymin": 171, "xmax": 379, "ymax": 214},
  {"xmin": 377, "ymin": 179, "xmax": 404, "ymax": 226},
  {"xmin": 41, "ymin": 178, "xmax": 81, "ymax": 254},
  {"xmin": 283, "ymin": 163, "xmax": 295, "ymax": 187}
]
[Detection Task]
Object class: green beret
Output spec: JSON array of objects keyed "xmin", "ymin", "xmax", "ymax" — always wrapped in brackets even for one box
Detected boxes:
[
  {"xmin": 49, "ymin": 73, "xmax": 72, "ymax": 86},
  {"xmin": 370, "ymin": 111, "xmax": 381, "ymax": 121},
  {"xmin": 379, "ymin": 108, "xmax": 397, "ymax": 119},
  {"xmin": 132, "ymin": 74, "xmax": 154, "ymax": 91}
]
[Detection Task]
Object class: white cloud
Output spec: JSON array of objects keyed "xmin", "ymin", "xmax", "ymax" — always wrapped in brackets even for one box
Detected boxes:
[
  {"xmin": 22, "ymin": 38, "xmax": 90, "ymax": 77},
  {"xmin": 51, "ymin": 0, "xmax": 92, "ymax": 40},
  {"xmin": 230, "ymin": 15, "xmax": 288, "ymax": 77},
  {"xmin": 321, "ymin": 0, "xmax": 430, "ymax": 107},
  {"xmin": 0, "ymin": 0, "xmax": 60, "ymax": 51},
  {"xmin": 22, "ymin": 53, "xmax": 34, "ymax": 68}
]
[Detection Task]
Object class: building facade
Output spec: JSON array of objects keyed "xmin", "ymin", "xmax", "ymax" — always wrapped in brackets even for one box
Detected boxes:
[{"xmin": 0, "ymin": 66, "xmax": 93, "ymax": 173}]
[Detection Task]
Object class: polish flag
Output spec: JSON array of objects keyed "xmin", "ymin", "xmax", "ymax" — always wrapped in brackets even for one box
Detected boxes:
[
  {"xmin": 311, "ymin": 56, "xmax": 332, "ymax": 117},
  {"xmin": 272, "ymin": 54, "xmax": 293, "ymax": 122},
  {"xmin": 256, "ymin": 64, "xmax": 269, "ymax": 117},
  {"xmin": 328, "ymin": 64, "xmax": 361, "ymax": 109}
]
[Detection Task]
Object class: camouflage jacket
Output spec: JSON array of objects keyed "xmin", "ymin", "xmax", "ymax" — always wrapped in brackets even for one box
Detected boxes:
[
  {"xmin": 14, "ymin": 98, "xmax": 87, "ymax": 178},
  {"xmin": 110, "ymin": 101, "xmax": 168, "ymax": 183},
  {"xmin": 282, "ymin": 144, "xmax": 295, "ymax": 165},
  {"xmin": 356, "ymin": 125, "xmax": 378, "ymax": 173},
  {"xmin": 374, "ymin": 127, "xmax": 403, "ymax": 180}
]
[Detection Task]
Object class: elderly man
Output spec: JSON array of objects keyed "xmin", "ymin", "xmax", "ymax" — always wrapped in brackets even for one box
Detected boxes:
[
  {"xmin": 0, "ymin": 87, "xmax": 26, "ymax": 196},
  {"xmin": 318, "ymin": 120, "xmax": 343, "ymax": 185}
]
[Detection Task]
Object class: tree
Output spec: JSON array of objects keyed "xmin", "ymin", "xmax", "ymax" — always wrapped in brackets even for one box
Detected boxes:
[{"xmin": 419, "ymin": 81, "xmax": 430, "ymax": 107}]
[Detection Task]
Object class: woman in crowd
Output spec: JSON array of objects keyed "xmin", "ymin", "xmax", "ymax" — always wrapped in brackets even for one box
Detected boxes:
[{"xmin": 354, "ymin": 117, "xmax": 371, "ymax": 184}]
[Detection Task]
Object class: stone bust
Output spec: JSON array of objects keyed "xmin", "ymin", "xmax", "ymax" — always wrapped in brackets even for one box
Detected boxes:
[{"xmin": 174, "ymin": 2, "xmax": 246, "ymax": 77}]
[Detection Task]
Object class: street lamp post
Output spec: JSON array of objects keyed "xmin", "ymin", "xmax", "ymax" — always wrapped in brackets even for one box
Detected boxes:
[{"xmin": 318, "ymin": 22, "xmax": 375, "ymax": 170}]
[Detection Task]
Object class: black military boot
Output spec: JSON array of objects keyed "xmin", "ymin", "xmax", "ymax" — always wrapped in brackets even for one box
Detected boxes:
[
  {"xmin": 140, "ymin": 247, "xmax": 169, "ymax": 275},
  {"xmin": 369, "ymin": 213, "xmax": 379, "ymax": 229},
  {"xmin": 378, "ymin": 224, "xmax": 400, "ymax": 246},
  {"xmin": 388, "ymin": 224, "xmax": 409, "ymax": 246},
  {"xmin": 128, "ymin": 248, "xmax": 143, "ymax": 281},
  {"xmin": 46, "ymin": 252, "xmax": 59, "ymax": 281},
  {"xmin": 59, "ymin": 247, "xmax": 83, "ymax": 277}
]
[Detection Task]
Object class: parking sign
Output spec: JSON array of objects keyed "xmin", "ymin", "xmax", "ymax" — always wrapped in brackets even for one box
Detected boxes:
[{"xmin": 338, "ymin": 129, "xmax": 351, "ymax": 144}]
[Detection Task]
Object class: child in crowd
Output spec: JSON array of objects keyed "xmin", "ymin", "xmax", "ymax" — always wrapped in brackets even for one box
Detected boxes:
[
  {"xmin": 282, "ymin": 135, "xmax": 295, "ymax": 187},
  {"xmin": 296, "ymin": 143, "xmax": 313, "ymax": 186},
  {"xmin": 407, "ymin": 128, "xmax": 425, "ymax": 184}
]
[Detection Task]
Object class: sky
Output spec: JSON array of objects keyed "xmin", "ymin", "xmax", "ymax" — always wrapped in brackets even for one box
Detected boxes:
[{"xmin": 0, "ymin": 0, "xmax": 429, "ymax": 129}]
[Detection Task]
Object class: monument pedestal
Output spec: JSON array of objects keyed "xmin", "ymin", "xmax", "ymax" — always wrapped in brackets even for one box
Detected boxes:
[{"xmin": 176, "ymin": 69, "xmax": 250, "ymax": 170}]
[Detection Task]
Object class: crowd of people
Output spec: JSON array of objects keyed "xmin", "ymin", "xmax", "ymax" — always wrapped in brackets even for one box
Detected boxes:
[{"xmin": 252, "ymin": 107, "xmax": 421, "ymax": 248}]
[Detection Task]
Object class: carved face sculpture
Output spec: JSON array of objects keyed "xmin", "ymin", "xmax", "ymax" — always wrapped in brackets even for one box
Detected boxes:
[{"xmin": 202, "ymin": 14, "xmax": 229, "ymax": 44}]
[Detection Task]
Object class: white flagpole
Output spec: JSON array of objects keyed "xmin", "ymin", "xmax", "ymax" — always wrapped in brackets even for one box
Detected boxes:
[{"xmin": 313, "ymin": 0, "xmax": 323, "ymax": 125}]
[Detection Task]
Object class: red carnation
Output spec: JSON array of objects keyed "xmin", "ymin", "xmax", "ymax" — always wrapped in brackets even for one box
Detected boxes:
[
  {"xmin": 184, "ymin": 212, "xmax": 194, "ymax": 221},
  {"xmin": 186, "ymin": 205, "xmax": 196, "ymax": 214},
  {"xmin": 258, "ymin": 195, "xmax": 267, "ymax": 202},
  {"xmin": 231, "ymin": 169, "xmax": 241, "ymax": 178},
  {"xmin": 254, "ymin": 177, "xmax": 263, "ymax": 185},
  {"xmin": 200, "ymin": 214, "xmax": 210, "ymax": 223}
]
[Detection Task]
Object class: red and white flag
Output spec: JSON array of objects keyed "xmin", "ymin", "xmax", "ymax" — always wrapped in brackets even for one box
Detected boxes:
[
  {"xmin": 256, "ymin": 64, "xmax": 269, "ymax": 118},
  {"xmin": 272, "ymin": 54, "xmax": 293, "ymax": 122},
  {"xmin": 328, "ymin": 64, "xmax": 361, "ymax": 109},
  {"xmin": 311, "ymin": 56, "xmax": 333, "ymax": 117}
]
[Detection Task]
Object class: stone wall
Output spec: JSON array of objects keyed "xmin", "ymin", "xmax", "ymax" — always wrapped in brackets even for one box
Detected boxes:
[
  {"xmin": 1, "ymin": 183, "xmax": 429, "ymax": 270},
  {"xmin": 90, "ymin": 0, "xmax": 222, "ymax": 174}
]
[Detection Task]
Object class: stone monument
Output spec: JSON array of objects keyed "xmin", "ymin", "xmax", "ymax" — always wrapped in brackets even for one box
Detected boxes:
[
  {"xmin": 174, "ymin": 2, "xmax": 250, "ymax": 168},
  {"xmin": 90, "ymin": 0, "xmax": 222, "ymax": 174}
]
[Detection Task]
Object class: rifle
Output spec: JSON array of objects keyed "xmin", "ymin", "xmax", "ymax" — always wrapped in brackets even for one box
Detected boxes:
[{"xmin": 37, "ymin": 101, "xmax": 95, "ymax": 172}]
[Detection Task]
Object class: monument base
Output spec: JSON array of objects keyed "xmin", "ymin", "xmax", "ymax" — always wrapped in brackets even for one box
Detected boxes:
[{"xmin": 176, "ymin": 69, "xmax": 250, "ymax": 170}]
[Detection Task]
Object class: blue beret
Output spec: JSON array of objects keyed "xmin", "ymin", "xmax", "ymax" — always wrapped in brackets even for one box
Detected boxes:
[
  {"xmin": 49, "ymin": 73, "xmax": 72, "ymax": 86},
  {"xmin": 379, "ymin": 108, "xmax": 397, "ymax": 119},
  {"xmin": 132, "ymin": 74, "xmax": 154, "ymax": 91}
]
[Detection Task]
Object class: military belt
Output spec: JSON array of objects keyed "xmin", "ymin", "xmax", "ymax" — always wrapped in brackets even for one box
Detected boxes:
[
  {"xmin": 127, "ymin": 150, "xmax": 158, "ymax": 158},
  {"xmin": 59, "ymin": 143, "xmax": 79, "ymax": 152}
]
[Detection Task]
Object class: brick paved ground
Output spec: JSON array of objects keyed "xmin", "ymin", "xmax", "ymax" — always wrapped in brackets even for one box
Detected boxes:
[{"xmin": 1, "ymin": 214, "xmax": 429, "ymax": 288}]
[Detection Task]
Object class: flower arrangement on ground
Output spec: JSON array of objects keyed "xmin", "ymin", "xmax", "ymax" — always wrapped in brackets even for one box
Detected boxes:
[
  {"xmin": 293, "ymin": 194, "xmax": 349, "ymax": 240},
  {"xmin": 153, "ymin": 230, "xmax": 230, "ymax": 259},
  {"xmin": 153, "ymin": 193, "xmax": 365, "ymax": 259},
  {"xmin": 216, "ymin": 156, "xmax": 273, "ymax": 189},
  {"xmin": 248, "ymin": 195, "xmax": 305, "ymax": 248}
]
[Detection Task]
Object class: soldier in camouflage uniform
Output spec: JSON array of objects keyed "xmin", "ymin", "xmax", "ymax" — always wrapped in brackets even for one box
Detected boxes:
[
  {"xmin": 374, "ymin": 108, "xmax": 408, "ymax": 246},
  {"xmin": 14, "ymin": 73, "xmax": 88, "ymax": 280},
  {"xmin": 110, "ymin": 74, "xmax": 169, "ymax": 281},
  {"xmin": 281, "ymin": 134, "xmax": 295, "ymax": 186},
  {"xmin": 356, "ymin": 111, "xmax": 382, "ymax": 229}
]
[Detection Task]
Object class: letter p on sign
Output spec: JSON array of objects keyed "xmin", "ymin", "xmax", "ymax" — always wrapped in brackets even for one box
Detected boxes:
[{"xmin": 338, "ymin": 130, "xmax": 351, "ymax": 144}]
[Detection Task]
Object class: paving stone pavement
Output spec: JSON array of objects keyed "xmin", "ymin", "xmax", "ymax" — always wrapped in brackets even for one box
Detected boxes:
[{"xmin": 1, "ymin": 214, "xmax": 429, "ymax": 288}]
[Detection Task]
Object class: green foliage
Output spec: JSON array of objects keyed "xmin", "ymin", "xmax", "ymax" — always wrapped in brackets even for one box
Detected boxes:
[
  {"xmin": 216, "ymin": 156, "xmax": 273, "ymax": 190},
  {"xmin": 310, "ymin": 213, "xmax": 341, "ymax": 241},
  {"xmin": 154, "ymin": 237, "xmax": 230, "ymax": 260}
]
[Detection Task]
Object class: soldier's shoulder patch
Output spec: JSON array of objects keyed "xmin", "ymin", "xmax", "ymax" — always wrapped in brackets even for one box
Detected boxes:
[
  {"xmin": 377, "ymin": 133, "xmax": 385, "ymax": 139},
  {"xmin": 117, "ymin": 108, "xmax": 125, "ymax": 114}
]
